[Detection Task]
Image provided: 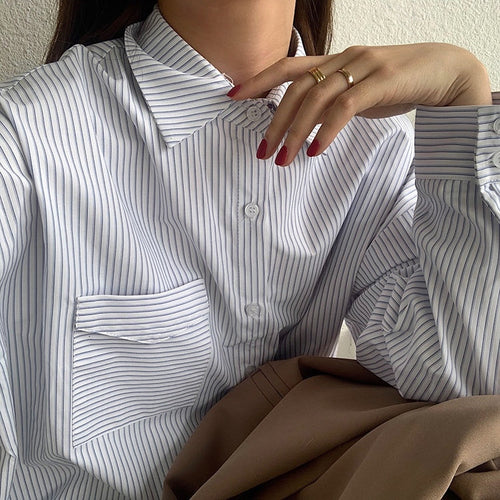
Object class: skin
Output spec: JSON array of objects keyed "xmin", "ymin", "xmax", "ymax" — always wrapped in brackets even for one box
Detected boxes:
[
  {"xmin": 157, "ymin": 0, "xmax": 295, "ymax": 84},
  {"xmin": 158, "ymin": 1, "xmax": 492, "ymax": 167}
]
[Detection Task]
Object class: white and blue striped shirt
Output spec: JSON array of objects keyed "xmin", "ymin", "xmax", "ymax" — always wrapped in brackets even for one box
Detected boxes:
[{"xmin": 0, "ymin": 5, "xmax": 499, "ymax": 499}]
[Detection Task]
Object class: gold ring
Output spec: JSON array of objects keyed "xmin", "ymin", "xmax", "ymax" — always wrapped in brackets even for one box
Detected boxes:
[
  {"xmin": 336, "ymin": 67, "xmax": 355, "ymax": 89},
  {"xmin": 307, "ymin": 67, "xmax": 327, "ymax": 85}
]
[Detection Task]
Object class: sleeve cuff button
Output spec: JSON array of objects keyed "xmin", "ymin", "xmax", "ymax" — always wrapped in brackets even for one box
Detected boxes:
[
  {"xmin": 493, "ymin": 118, "xmax": 500, "ymax": 135},
  {"xmin": 492, "ymin": 151, "xmax": 500, "ymax": 168}
]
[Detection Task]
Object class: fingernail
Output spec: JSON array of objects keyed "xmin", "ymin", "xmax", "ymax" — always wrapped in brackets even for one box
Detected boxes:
[
  {"xmin": 226, "ymin": 84, "xmax": 241, "ymax": 97},
  {"xmin": 257, "ymin": 139, "xmax": 268, "ymax": 159},
  {"xmin": 307, "ymin": 139, "xmax": 320, "ymax": 157},
  {"xmin": 275, "ymin": 145, "xmax": 288, "ymax": 166}
]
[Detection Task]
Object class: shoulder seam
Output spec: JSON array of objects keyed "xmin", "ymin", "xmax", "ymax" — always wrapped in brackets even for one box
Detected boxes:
[{"xmin": 0, "ymin": 41, "xmax": 124, "ymax": 96}]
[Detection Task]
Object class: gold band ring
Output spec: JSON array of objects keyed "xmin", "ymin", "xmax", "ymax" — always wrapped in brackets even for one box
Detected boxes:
[
  {"xmin": 307, "ymin": 67, "xmax": 327, "ymax": 85},
  {"xmin": 336, "ymin": 67, "xmax": 355, "ymax": 89}
]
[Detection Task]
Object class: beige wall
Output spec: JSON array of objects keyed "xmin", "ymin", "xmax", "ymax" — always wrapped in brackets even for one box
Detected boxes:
[
  {"xmin": 0, "ymin": 0, "xmax": 57, "ymax": 81},
  {"xmin": 0, "ymin": 1, "xmax": 499, "ymax": 88},
  {"xmin": 331, "ymin": 0, "xmax": 499, "ymax": 90}
]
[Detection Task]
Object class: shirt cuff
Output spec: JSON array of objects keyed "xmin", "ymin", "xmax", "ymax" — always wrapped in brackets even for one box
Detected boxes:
[
  {"xmin": 414, "ymin": 91, "xmax": 500, "ymax": 179},
  {"xmin": 413, "ymin": 92, "xmax": 500, "ymax": 217}
]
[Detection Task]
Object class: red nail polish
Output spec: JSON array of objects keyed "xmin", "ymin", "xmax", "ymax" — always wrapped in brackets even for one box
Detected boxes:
[
  {"xmin": 257, "ymin": 139, "xmax": 268, "ymax": 159},
  {"xmin": 307, "ymin": 139, "xmax": 320, "ymax": 157},
  {"xmin": 226, "ymin": 84, "xmax": 241, "ymax": 97},
  {"xmin": 275, "ymin": 146, "xmax": 288, "ymax": 166}
]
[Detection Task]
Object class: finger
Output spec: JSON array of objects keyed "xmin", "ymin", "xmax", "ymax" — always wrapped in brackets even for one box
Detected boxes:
[
  {"xmin": 227, "ymin": 55, "xmax": 332, "ymax": 99},
  {"xmin": 268, "ymin": 61, "xmax": 373, "ymax": 165},
  {"xmin": 309, "ymin": 74, "xmax": 402, "ymax": 156},
  {"xmin": 272, "ymin": 83, "xmax": 335, "ymax": 166},
  {"xmin": 268, "ymin": 74, "xmax": 346, "ymax": 165},
  {"xmin": 258, "ymin": 76, "xmax": 318, "ymax": 159}
]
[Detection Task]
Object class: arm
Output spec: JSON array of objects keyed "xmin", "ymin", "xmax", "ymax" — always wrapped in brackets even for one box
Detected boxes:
[{"xmin": 347, "ymin": 94, "xmax": 500, "ymax": 400}]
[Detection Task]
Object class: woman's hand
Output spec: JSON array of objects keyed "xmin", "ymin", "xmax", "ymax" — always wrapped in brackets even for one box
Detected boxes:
[{"xmin": 227, "ymin": 43, "xmax": 492, "ymax": 166}]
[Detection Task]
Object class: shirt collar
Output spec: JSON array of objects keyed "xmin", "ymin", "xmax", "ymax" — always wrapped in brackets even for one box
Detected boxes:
[{"xmin": 124, "ymin": 5, "xmax": 306, "ymax": 148}]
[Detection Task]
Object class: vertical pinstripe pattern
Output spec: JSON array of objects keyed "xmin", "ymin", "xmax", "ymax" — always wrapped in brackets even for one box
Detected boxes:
[{"xmin": 0, "ymin": 5, "xmax": 499, "ymax": 498}]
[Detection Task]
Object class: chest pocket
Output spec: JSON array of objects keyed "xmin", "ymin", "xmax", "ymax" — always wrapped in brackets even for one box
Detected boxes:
[{"xmin": 71, "ymin": 279, "xmax": 211, "ymax": 447}]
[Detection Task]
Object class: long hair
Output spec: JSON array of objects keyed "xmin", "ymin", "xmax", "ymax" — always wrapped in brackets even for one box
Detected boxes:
[{"xmin": 45, "ymin": 1, "xmax": 333, "ymax": 63}]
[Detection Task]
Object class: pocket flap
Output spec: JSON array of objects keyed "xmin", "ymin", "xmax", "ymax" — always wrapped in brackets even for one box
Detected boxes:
[{"xmin": 74, "ymin": 279, "xmax": 209, "ymax": 344}]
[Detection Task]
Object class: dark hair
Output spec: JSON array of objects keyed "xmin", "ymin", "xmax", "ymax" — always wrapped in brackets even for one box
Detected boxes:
[{"xmin": 45, "ymin": 1, "xmax": 333, "ymax": 63}]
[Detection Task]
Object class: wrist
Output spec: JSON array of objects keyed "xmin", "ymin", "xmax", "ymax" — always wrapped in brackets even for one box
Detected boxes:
[{"xmin": 448, "ymin": 52, "xmax": 492, "ymax": 106}]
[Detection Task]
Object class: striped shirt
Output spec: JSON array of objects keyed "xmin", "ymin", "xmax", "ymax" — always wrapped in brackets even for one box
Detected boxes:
[{"xmin": 0, "ymin": 5, "xmax": 499, "ymax": 499}]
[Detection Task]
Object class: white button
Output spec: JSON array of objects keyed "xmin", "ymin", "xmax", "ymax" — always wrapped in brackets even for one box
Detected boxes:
[
  {"xmin": 245, "ymin": 303, "xmax": 262, "ymax": 319},
  {"xmin": 493, "ymin": 118, "xmax": 500, "ymax": 135},
  {"xmin": 244, "ymin": 203, "xmax": 260, "ymax": 219},
  {"xmin": 492, "ymin": 151, "xmax": 500, "ymax": 168},
  {"xmin": 247, "ymin": 106, "xmax": 262, "ymax": 122}
]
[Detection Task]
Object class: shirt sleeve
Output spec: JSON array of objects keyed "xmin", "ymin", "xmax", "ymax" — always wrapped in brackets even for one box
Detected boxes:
[
  {"xmin": 345, "ymin": 92, "xmax": 500, "ymax": 402},
  {"xmin": 0, "ymin": 97, "xmax": 35, "ymax": 493}
]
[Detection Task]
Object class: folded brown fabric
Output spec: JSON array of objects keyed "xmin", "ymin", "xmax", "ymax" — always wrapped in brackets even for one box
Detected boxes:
[{"xmin": 163, "ymin": 357, "xmax": 500, "ymax": 499}]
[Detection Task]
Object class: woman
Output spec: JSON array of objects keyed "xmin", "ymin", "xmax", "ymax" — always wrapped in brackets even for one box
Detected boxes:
[{"xmin": 0, "ymin": 0, "xmax": 498, "ymax": 498}]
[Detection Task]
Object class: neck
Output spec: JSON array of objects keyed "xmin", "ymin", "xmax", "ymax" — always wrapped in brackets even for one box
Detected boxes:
[{"xmin": 157, "ymin": 0, "xmax": 296, "ymax": 84}]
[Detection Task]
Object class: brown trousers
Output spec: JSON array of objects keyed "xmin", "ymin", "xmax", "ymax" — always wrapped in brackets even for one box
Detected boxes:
[{"xmin": 164, "ymin": 357, "xmax": 500, "ymax": 499}]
